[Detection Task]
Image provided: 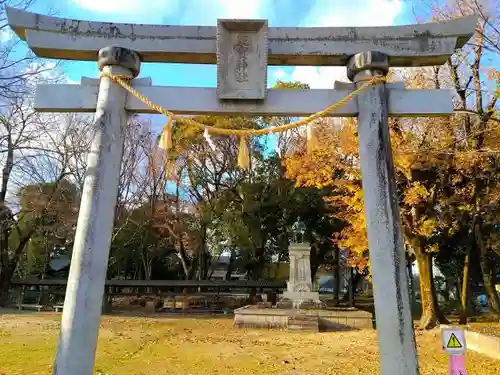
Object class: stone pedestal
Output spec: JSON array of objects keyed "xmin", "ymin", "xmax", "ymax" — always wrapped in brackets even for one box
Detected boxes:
[{"xmin": 278, "ymin": 243, "xmax": 322, "ymax": 309}]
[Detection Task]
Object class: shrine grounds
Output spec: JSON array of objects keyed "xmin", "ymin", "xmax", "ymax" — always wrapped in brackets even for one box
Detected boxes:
[{"xmin": 0, "ymin": 312, "xmax": 498, "ymax": 375}]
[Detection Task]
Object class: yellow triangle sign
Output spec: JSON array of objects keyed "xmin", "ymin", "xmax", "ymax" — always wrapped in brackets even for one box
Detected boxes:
[{"xmin": 446, "ymin": 333, "xmax": 463, "ymax": 349}]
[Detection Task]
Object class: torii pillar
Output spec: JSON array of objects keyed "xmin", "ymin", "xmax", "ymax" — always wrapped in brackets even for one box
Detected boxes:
[
  {"xmin": 52, "ymin": 46, "xmax": 140, "ymax": 375},
  {"xmin": 347, "ymin": 51, "xmax": 419, "ymax": 375}
]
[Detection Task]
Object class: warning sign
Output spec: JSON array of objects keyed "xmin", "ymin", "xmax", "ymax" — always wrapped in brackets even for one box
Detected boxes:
[
  {"xmin": 441, "ymin": 328, "xmax": 466, "ymax": 354},
  {"xmin": 447, "ymin": 333, "xmax": 462, "ymax": 349}
]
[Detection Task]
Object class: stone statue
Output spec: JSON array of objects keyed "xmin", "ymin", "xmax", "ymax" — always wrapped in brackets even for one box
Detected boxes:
[{"xmin": 291, "ymin": 218, "xmax": 307, "ymax": 244}]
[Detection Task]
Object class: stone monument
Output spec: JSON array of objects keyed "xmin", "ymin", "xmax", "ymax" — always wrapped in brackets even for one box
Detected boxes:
[{"xmin": 278, "ymin": 220, "xmax": 322, "ymax": 308}]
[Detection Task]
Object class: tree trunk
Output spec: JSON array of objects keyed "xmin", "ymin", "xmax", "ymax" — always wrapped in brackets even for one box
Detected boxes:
[
  {"xmin": 349, "ymin": 268, "xmax": 355, "ymax": 307},
  {"xmin": 197, "ymin": 223, "xmax": 209, "ymax": 281},
  {"xmin": 141, "ymin": 247, "xmax": 152, "ymax": 281},
  {"xmin": 310, "ymin": 262, "xmax": 319, "ymax": 284},
  {"xmin": 475, "ymin": 223, "xmax": 500, "ymax": 315},
  {"xmin": 225, "ymin": 251, "xmax": 235, "ymax": 281},
  {"xmin": 430, "ymin": 264, "xmax": 449, "ymax": 324},
  {"xmin": 309, "ymin": 242, "xmax": 318, "ymax": 282},
  {"xmin": 442, "ymin": 282, "xmax": 451, "ymax": 303},
  {"xmin": 407, "ymin": 255, "xmax": 415, "ymax": 311},
  {"xmin": 455, "ymin": 280, "xmax": 461, "ymax": 303},
  {"xmin": 176, "ymin": 236, "xmax": 193, "ymax": 280},
  {"xmin": 416, "ymin": 251, "xmax": 440, "ymax": 329},
  {"xmin": 0, "ymin": 266, "xmax": 14, "ymax": 306},
  {"xmin": 342, "ymin": 270, "xmax": 363, "ymax": 302},
  {"xmin": 145, "ymin": 261, "xmax": 152, "ymax": 281},
  {"xmin": 0, "ymin": 226, "xmax": 35, "ymax": 307},
  {"xmin": 334, "ymin": 248, "xmax": 340, "ymax": 301},
  {"xmin": 459, "ymin": 246, "xmax": 471, "ymax": 324},
  {"xmin": 247, "ymin": 256, "xmax": 265, "ymax": 302}
]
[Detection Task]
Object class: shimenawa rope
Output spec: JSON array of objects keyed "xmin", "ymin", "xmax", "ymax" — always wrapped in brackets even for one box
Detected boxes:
[{"xmin": 100, "ymin": 72, "xmax": 387, "ymax": 168}]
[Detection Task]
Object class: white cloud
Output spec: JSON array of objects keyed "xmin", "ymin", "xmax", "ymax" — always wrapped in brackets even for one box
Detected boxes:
[
  {"xmin": 72, "ymin": 0, "xmax": 176, "ymax": 14},
  {"xmin": 71, "ymin": 0, "xmax": 266, "ymax": 25},
  {"xmin": 307, "ymin": 0, "xmax": 403, "ymax": 28},
  {"xmin": 180, "ymin": 0, "xmax": 267, "ymax": 25},
  {"xmin": 291, "ymin": 67, "xmax": 347, "ymax": 89},
  {"xmin": 273, "ymin": 69, "xmax": 287, "ymax": 80},
  {"xmin": 290, "ymin": 0, "xmax": 404, "ymax": 88},
  {"xmin": 214, "ymin": 0, "xmax": 265, "ymax": 19},
  {"xmin": 72, "ymin": 0, "xmax": 267, "ymax": 27},
  {"xmin": 23, "ymin": 61, "xmax": 83, "ymax": 90},
  {"xmin": 24, "ymin": 61, "xmax": 58, "ymax": 82},
  {"xmin": 0, "ymin": 28, "xmax": 14, "ymax": 43}
]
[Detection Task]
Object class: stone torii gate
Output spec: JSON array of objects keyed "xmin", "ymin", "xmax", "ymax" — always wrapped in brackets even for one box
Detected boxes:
[{"xmin": 6, "ymin": 7, "xmax": 476, "ymax": 375}]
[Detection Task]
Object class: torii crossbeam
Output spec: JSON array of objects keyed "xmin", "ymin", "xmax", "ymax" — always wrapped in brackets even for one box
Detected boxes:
[
  {"xmin": 6, "ymin": 6, "xmax": 477, "ymax": 375},
  {"xmin": 35, "ymin": 78, "xmax": 453, "ymax": 117}
]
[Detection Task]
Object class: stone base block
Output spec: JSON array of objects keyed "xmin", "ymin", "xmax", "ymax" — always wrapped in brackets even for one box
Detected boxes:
[
  {"xmin": 277, "ymin": 291, "xmax": 324, "ymax": 309},
  {"xmin": 288, "ymin": 314, "xmax": 319, "ymax": 332},
  {"xmin": 282, "ymin": 291, "xmax": 319, "ymax": 301},
  {"xmin": 256, "ymin": 301, "xmax": 273, "ymax": 309},
  {"xmin": 276, "ymin": 299, "xmax": 325, "ymax": 309},
  {"xmin": 233, "ymin": 305, "xmax": 373, "ymax": 332}
]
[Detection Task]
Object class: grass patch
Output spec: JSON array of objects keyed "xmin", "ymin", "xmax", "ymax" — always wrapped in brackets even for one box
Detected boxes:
[{"xmin": 0, "ymin": 312, "xmax": 498, "ymax": 374}]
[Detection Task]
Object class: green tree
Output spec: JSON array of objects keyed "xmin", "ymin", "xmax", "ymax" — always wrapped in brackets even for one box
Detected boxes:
[{"xmin": 15, "ymin": 179, "xmax": 78, "ymax": 278}]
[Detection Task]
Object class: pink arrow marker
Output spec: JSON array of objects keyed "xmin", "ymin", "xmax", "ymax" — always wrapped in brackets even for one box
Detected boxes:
[{"xmin": 449, "ymin": 354, "xmax": 467, "ymax": 375}]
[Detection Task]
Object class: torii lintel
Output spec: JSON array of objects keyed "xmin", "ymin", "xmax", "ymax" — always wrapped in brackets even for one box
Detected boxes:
[{"xmin": 5, "ymin": 6, "xmax": 477, "ymax": 67}]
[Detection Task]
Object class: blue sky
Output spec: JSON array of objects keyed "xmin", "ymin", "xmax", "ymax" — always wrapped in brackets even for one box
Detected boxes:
[
  {"xmin": 10, "ymin": 0, "xmax": 413, "ymax": 138},
  {"xmin": 17, "ymin": 0, "xmax": 410, "ymax": 198},
  {"xmin": 7, "ymin": 0, "xmax": 496, "ymax": 142},
  {"xmin": 25, "ymin": 0, "xmax": 412, "ymax": 89}
]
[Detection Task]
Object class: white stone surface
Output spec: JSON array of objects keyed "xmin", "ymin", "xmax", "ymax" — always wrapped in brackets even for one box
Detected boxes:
[
  {"xmin": 52, "ymin": 65, "xmax": 132, "ymax": 375},
  {"xmin": 217, "ymin": 19, "xmax": 268, "ymax": 99},
  {"xmin": 354, "ymin": 77, "xmax": 418, "ymax": 375},
  {"xmin": 6, "ymin": 6, "xmax": 477, "ymax": 66},
  {"xmin": 281, "ymin": 244, "xmax": 320, "ymax": 307},
  {"xmin": 34, "ymin": 84, "xmax": 454, "ymax": 117}
]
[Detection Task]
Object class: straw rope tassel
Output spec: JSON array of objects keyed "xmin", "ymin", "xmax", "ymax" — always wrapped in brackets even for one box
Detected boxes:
[
  {"xmin": 238, "ymin": 136, "xmax": 250, "ymax": 169},
  {"xmin": 306, "ymin": 123, "xmax": 317, "ymax": 154},
  {"xmin": 159, "ymin": 116, "xmax": 173, "ymax": 150}
]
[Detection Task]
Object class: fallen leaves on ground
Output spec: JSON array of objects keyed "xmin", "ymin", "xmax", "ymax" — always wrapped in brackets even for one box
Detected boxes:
[
  {"xmin": 468, "ymin": 322, "xmax": 500, "ymax": 338},
  {"xmin": 0, "ymin": 312, "xmax": 498, "ymax": 375}
]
